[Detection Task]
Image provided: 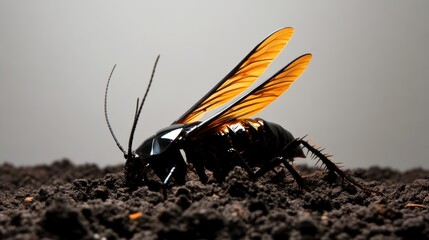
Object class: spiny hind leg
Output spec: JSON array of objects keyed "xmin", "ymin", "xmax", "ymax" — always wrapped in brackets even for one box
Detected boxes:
[{"xmin": 291, "ymin": 136, "xmax": 383, "ymax": 196}]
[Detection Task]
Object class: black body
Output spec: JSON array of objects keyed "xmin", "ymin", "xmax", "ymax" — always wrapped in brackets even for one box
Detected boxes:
[{"xmin": 128, "ymin": 118, "xmax": 305, "ymax": 187}]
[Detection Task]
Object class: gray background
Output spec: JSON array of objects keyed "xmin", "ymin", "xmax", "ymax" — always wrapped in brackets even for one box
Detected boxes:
[{"xmin": 1, "ymin": 1, "xmax": 428, "ymax": 171}]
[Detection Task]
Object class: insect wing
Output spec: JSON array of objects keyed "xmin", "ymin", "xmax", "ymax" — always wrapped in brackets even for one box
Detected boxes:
[
  {"xmin": 174, "ymin": 27, "xmax": 295, "ymax": 124},
  {"xmin": 194, "ymin": 53, "xmax": 312, "ymax": 131}
]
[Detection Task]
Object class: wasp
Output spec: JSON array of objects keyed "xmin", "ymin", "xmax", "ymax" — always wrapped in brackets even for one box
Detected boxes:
[{"xmin": 104, "ymin": 27, "xmax": 378, "ymax": 197}]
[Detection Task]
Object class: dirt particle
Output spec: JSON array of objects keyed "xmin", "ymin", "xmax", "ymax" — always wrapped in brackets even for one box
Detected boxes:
[
  {"xmin": 91, "ymin": 186, "xmax": 109, "ymax": 200},
  {"xmin": 39, "ymin": 205, "xmax": 88, "ymax": 239}
]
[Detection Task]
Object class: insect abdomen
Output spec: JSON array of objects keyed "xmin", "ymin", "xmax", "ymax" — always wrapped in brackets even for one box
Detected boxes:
[
  {"xmin": 217, "ymin": 118, "xmax": 302, "ymax": 162},
  {"xmin": 192, "ymin": 118, "xmax": 304, "ymax": 181}
]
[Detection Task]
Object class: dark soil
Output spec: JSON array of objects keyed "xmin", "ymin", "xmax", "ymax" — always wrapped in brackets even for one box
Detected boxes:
[{"xmin": 1, "ymin": 159, "xmax": 428, "ymax": 240}]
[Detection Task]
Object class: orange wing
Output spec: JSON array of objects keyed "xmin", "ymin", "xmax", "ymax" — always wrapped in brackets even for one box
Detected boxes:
[
  {"xmin": 194, "ymin": 54, "xmax": 312, "ymax": 131},
  {"xmin": 174, "ymin": 27, "xmax": 295, "ymax": 124}
]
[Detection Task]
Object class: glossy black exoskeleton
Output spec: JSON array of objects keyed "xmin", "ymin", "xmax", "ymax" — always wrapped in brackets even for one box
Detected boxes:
[
  {"xmin": 104, "ymin": 27, "xmax": 380, "ymax": 197},
  {"xmin": 133, "ymin": 118, "xmax": 306, "ymax": 186}
]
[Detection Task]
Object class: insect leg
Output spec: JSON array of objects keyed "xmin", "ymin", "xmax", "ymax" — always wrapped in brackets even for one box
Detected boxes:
[
  {"xmin": 227, "ymin": 148, "xmax": 256, "ymax": 180},
  {"xmin": 296, "ymin": 138, "xmax": 383, "ymax": 196},
  {"xmin": 187, "ymin": 148, "xmax": 209, "ymax": 183},
  {"xmin": 279, "ymin": 158, "xmax": 307, "ymax": 190},
  {"xmin": 161, "ymin": 166, "xmax": 176, "ymax": 199},
  {"xmin": 193, "ymin": 161, "xmax": 208, "ymax": 183},
  {"xmin": 254, "ymin": 156, "xmax": 307, "ymax": 190}
]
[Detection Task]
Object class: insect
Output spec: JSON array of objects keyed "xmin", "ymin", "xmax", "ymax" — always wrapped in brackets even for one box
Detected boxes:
[{"xmin": 104, "ymin": 27, "xmax": 378, "ymax": 197}]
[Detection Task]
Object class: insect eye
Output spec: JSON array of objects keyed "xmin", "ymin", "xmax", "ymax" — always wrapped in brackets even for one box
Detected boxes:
[
  {"xmin": 152, "ymin": 137, "xmax": 173, "ymax": 155},
  {"xmin": 136, "ymin": 137, "xmax": 154, "ymax": 158},
  {"xmin": 150, "ymin": 128, "xmax": 184, "ymax": 155}
]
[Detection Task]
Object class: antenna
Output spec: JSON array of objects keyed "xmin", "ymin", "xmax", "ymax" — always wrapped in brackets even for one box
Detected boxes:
[
  {"xmin": 104, "ymin": 55, "xmax": 161, "ymax": 159},
  {"xmin": 104, "ymin": 64, "xmax": 126, "ymax": 155},
  {"xmin": 128, "ymin": 55, "xmax": 160, "ymax": 157}
]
